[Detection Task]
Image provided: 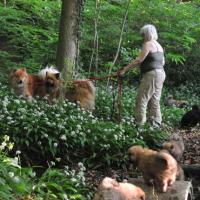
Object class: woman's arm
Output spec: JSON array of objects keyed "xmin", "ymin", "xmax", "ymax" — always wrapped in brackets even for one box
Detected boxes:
[{"xmin": 120, "ymin": 43, "xmax": 150, "ymax": 74}]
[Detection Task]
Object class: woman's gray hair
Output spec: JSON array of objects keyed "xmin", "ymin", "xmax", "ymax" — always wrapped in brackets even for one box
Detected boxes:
[{"xmin": 140, "ymin": 24, "xmax": 158, "ymax": 41}]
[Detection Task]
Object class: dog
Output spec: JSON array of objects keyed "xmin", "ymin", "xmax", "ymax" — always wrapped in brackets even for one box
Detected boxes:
[
  {"xmin": 10, "ymin": 68, "xmax": 45, "ymax": 101},
  {"xmin": 161, "ymin": 138, "xmax": 185, "ymax": 181},
  {"xmin": 39, "ymin": 67, "xmax": 96, "ymax": 111},
  {"xmin": 93, "ymin": 177, "xmax": 145, "ymax": 200},
  {"xmin": 162, "ymin": 139, "xmax": 185, "ymax": 162},
  {"xmin": 164, "ymin": 95, "xmax": 188, "ymax": 108},
  {"xmin": 181, "ymin": 105, "xmax": 200, "ymax": 128},
  {"xmin": 128, "ymin": 145, "xmax": 178, "ymax": 193}
]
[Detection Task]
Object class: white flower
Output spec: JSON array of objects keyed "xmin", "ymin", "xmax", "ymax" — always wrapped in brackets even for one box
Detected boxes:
[
  {"xmin": 16, "ymin": 150, "xmax": 21, "ymax": 155},
  {"xmin": 92, "ymin": 119, "xmax": 96, "ymax": 124},
  {"xmin": 77, "ymin": 124, "xmax": 81, "ymax": 130},
  {"xmin": 63, "ymin": 194, "xmax": 69, "ymax": 200},
  {"xmin": 61, "ymin": 135, "xmax": 67, "ymax": 141},
  {"xmin": 32, "ymin": 185, "xmax": 36, "ymax": 190},
  {"xmin": 50, "ymin": 161, "xmax": 55, "ymax": 166},
  {"xmin": 8, "ymin": 172, "xmax": 14, "ymax": 178},
  {"xmin": 54, "ymin": 143, "xmax": 58, "ymax": 147},
  {"xmin": 13, "ymin": 176, "xmax": 20, "ymax": 183},
  {"xmin": 41, "ymin": 183, "xmax": 46, "ymax": 187},
  {"xmin": 8, "ymin": 142, "xmax": 14, "ymax": 150},
  {"xmin": 3, "ymin": 135, "xmax": 10, "ymax": 141},
  {"xmin": 71, "ymin": 131, "xmax": 75, "ymax": 135},
  {"xmin": 0, "ymin": 142, "xmax": 6, "ymax": 150},
  {"xmin": 71, "ymin": 177, "xmax": 76, "ymax": 182}
]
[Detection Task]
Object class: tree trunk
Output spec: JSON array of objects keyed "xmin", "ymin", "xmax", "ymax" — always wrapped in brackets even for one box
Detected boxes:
[{"xmin": 56, "ymin": 0, "xmax": 82, "ymax": 80}]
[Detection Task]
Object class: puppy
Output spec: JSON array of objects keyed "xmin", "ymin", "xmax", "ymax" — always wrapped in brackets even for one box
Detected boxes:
[
  {"xmin": 128, "ymin": 145, "xmax": 178, "ymax": 193},
  {"xmin": 165, "ymin": 95, "xmax": 188, "ymax": 108},
  {"xmin": 10, "ymin": 68, "xmax": 45, "ymax": 101},
  {"xmin": 162, "ymin": 140, "xmax": 184, "ymax": 162},
  {"xmin": 93, "ymin": 177, "xmax": 145, "ymax": 200},
  {"xmin": 162, "ymin": 138, "xmax": 185, "ymax": 180},
  {"xmin": 41, "ymin": 69, "xmax": 96, "ymax": 111},
  {"xmin": 181, "ymin": 105, "xmax": 200, "ymax": 128}
]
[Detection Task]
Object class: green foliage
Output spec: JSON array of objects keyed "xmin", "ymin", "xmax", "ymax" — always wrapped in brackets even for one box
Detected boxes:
[
  {"xmin": 0, "ymin": 144, "xmax": 33, "ymax": 199},
  {"xmin": 0, "ymin": 82, "xmax": 169, "ymax": 168},
  {"xmin": 80, "ymin": 0, "xmax": 200, "ymax": 85},
  {"xmin": 0, "ymin": 0, "xmax": 60, "ymax": 83},
  {"xmin": 33, "ymin": 164, "xmax": 90, "ymax": 200},
  {"xmin": 0, "ymin": 136, "xmax": 90, "ymax": 200}
]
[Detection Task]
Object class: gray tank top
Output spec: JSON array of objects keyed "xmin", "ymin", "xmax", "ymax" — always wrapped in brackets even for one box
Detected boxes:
[{"xmin": 140, "ymin": 51, "xmax": 164, "ymax": 74}]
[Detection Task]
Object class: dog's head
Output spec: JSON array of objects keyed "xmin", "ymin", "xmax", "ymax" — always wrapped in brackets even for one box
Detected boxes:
[
  {"xmin": 127, "ymin": 145, "xmax": 144, "ymax": 164},
  {"xmin": 162, "ymin": 142, "xmax": 175, "ymax": 153},
  {"xmin": 45, "ymin": 72, "xmax": 60, "ymax": 88},
  {"xmin": 10, "ymin": 68, "xmax": 28, "ymax": 88}
]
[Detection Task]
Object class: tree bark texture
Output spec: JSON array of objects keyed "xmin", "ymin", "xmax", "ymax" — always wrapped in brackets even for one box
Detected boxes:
[{"xmin": 56, "ymin": 0, "xmax": 83, "ymax": 80}]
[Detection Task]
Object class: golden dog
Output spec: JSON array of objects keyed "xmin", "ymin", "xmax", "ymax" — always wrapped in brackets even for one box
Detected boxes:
[
  {"xmin": 128, "ymin": 145, "xmax": 178, "ymax": 193},
  {"xmin": 42, "ymin": 70, "xmax": 96, "ymax": 111},
  {"xmin": 10, "ymin": 68, "xmax": 45, "ymax": 101},
  {"xmin": 93, "ymin": 177, "xmax": 145, "ymax": 200}
]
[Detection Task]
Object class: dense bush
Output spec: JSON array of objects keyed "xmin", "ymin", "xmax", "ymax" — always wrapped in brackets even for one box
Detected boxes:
[
  {"xmin": 0, "ymin": 0, "xmax": 60, "ymax": 82},
  {"xmin": 0, "ymin": 82, "xmax": 170, "ymax": 167},
  {"xmin": 0, "ymin": 136, "xmax": 90, "ymax": 200}
]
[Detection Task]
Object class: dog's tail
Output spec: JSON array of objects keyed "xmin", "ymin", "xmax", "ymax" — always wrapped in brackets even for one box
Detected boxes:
[
  {"xmin": 87, "ymin": 81, "xmax": 96, "ymax": 95},
  {"xmin": 75, "ymin": 80, "xmax": 96, "ymax": 96},
  {"xmin": 38, "ymin": 66, "xmax": 60, "ymax": 80}
]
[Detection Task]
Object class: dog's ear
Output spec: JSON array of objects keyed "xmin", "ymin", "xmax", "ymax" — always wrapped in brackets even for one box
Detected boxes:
[
  {"xmin": 21, "ymin": 68, "xmax": 26, "ymax": 72},
  {"xmin": 10, "ymin": 69, "xmax": 17, "ymax": 74},
  {"xmin": 54, "ymin": 73, "xmax": 60, "ymax": 80}
]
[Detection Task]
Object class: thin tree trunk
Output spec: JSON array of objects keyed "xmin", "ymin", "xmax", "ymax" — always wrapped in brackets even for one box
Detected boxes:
[
  {"xmin": 89, "ymin": 0, "xmax": 101, "ymax": 75},
  {"xmin": 56, "ymin": 0, "xmax": 81, "ymax": 80},
  {"xmin": 106, "ymin": 0, "xmax": 131, "ymax": 89}
]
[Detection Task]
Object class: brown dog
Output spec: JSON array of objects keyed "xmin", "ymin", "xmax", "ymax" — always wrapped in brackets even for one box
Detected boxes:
[
  {"xmin": 93, "ymin": 177, "xmax": 145, "ymax": 200},
  {"xmin": 162, "ymin": 139, "xmax": 185, "ymax": 181},
  {"xmin": 162, "ymin": 140, "xmax": 184, "ymax": 162},
  {"xmin": 44, "ymin": 72, "xmax": 96, "ymax": 111},
  {"xmin": 128, "ymin": 145, "xmax": 178, "ymax": 193},
  {"xmin": 10, "ymin": 68, "xmax": 45, "ymax": 101}
]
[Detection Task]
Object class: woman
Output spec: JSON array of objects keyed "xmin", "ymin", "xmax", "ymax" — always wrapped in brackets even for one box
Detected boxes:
[{"xmin": 120, "ymin": 24, "xmax": 166, "ymax": 127}]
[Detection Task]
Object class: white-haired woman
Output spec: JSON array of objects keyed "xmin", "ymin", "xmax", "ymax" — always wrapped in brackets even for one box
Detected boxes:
[{"xmin": 120, "ymin": 24, "xmax": 166, "ymax": 127}]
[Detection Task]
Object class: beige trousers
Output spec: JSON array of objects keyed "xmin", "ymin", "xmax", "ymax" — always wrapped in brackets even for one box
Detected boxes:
[{"xmin": 135, "ymin": 69, "xmax": 166, "ymax": 125}]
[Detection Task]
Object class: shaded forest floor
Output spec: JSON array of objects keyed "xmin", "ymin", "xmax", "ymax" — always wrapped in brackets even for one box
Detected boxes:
[{"xmin": 85, "ymin": 126, "xmax": 200, "ymax": 199}]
